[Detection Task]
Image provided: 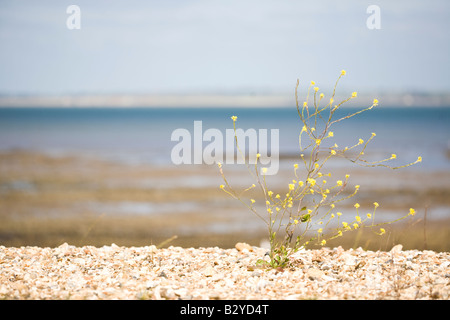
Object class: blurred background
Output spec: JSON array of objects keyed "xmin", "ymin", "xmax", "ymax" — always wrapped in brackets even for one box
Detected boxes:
[{"xmin": 0, "ymin": 1, "xmax": 449, "ymax": 251}]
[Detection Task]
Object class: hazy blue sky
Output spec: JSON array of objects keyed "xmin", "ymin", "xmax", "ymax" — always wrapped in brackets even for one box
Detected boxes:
[{"xmin": 0, "ymin": 0, "xmax": 449, "ymax": 95}]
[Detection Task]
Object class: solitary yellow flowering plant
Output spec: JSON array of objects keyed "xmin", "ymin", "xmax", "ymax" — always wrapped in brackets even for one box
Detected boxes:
[{"xmin": 218, "ymin": 70, "xmax": 422, "ymax": 268}]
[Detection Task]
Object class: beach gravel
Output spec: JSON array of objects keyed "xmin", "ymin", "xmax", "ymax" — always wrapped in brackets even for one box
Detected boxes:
[{"xmin": 0, "ymin": 242, "xmax": 448, "ymax": 300}]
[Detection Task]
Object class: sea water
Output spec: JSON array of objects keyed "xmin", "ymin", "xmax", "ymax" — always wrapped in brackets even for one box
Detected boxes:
[
  {"xmin": 0, "ymin": 106, "xmax": 449, "ymax": 171},
  {"xmin": 0, "ymin": 106, "xmax": 449, "ymax": 232}
]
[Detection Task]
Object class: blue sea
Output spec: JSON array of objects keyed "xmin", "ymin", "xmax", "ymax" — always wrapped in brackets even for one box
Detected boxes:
[
  {"xmin": 0, "ymin": 106, "xmax": 449, "ymax": 172},
  {"xmin": 1, "ymin": 105, "xmax": 449, "ymax": 234}
]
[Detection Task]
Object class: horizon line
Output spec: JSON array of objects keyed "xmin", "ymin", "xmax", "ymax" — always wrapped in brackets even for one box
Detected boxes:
[{"xmin": 0, "ymin": 92, "xmax": 450, "ymax": 108}]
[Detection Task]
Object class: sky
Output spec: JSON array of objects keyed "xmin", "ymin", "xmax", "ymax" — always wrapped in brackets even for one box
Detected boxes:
[{"xmin": 0, "ymin": 0, "xmax": 449, "ymax": 96}]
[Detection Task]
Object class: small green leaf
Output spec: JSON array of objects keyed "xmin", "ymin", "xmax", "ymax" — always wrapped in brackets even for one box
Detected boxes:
[{"xmin": 301, "ymin": 213, "xmax": 311, "ymax": 222}]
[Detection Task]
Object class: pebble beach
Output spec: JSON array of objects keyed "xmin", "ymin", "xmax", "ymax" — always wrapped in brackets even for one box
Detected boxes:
[{"xmin": 1, "ymin": 242, "xmax": 448, "ymax": 300}]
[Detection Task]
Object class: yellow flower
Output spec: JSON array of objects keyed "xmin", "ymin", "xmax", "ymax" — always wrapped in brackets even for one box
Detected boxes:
[
  {"xmin": 307, "ymin": 178, "xmax": 316, "ymax": 186},
  {"xmin": 262, "ymin": 167, "xmax": 268, "ymax": 174},
  {"xmin": 267, "ymin": 208, "xmax": 273, "ymax": 213},
  {"xmin": 268, "ymin": 191, "xmax": 273, "ymax": 197},
  {"xmin": 320, "ymin": 240, "xmax": 326, "ymax": 246},
  {"xmin": 358, "ymin": 138, "xmax": 364, "ymax": 145},
  {"xmin": 276, "ymin": 207, "xmax": 280, "ymax": 212},
  {"xmin": 355, "ymin": 216, "xmax": 361, "ymax": 223},
  {"xmin": 276, "ymin": 194, "xmax": 281, "ymax": 199},
  {"xmin": 331, "ymin": 150, "xmax": 336, "ymax": 155},
  {"xmin": 294, "ymin": 219, "xmax": 299, "ymax": 225},
  {"xmin": 355, "ymin": 185, "xmax": 360, "ymax": 190},
  {"xmin": 417, "ymin": 156, "xmax": 422, "ymax": 162},
  {"xmin": 231, "ymin": 116, "xmax": 237, "ymax": 121},
  {"xmin": 256, "ymin": 153, "xmax": 261, "ymax": 159},
  {"xmin": 328, "ymin": 131, "xmax": 334, "ymax": 137},
  {"xmin": 320, "ymin": 93, "xmax": 324, "ymax": 99},
  {"xmin": 288, "ymin": 184, "xmax": 295, "ymax": 191},
  {"xmin": 379, "ymin": 228, "xmax": 386, "ymax": 235},
  {"xmin": 294, "ymin": 163, "xmax": 298, "ymax": 169},
  {"xmin": 352, "ymin": 92, "xmax": 357, "ymax": 98},
  {"xmin": 315, "ymin": 163, "xmax": 320, "ymax": 169},
  {"xmin": 354, "ymin": 203, "xmax": 360, "ymax": 209},
  {"xmin": 366, "ymin": 213, "xmax": 372, "ymax": 219},
  {"xmin": 311, "ymin": 81, "xmax": 315, "ymax": 86},
  {"xmin": 314, "ymin": 87, "xmax": 319, "ymax": 92},
  {"xmin": 298, "ymin": 181, "xmax": 304, "ymax": 187},
  {"xmin": 266, "ymin": 200, "xmax": 270, "ymax": 205},
  {"xmin": 345, "ymin": 174, "xmax": 350, "ymax": 179},
  {"xmin": 250, "ymin": 199, "xmax": 255, "ymax": 204},
  {"xmin": 353, "ymin": 223, "xmax": 359, "ymax": 229},
  {"xmin": 341, "ymin": 70, "xmax": 346, "ymax": 76},
  {"xmin": 329, "ymin": 98, "xmax": 334, "ymax": 104},
  {"xmin": 303, "ymin": 102, "xmax": 308, "ymax": 107},
  {"xmin": 315, "ymin": 138, "xmax": 322, "ymax": 145},
  {"xmin": 373, "ymin": 99, "xmax": 379, "ymax": 106},
  {"xmin": 391, "ymin": 154, "xmax": 397, "ymax": 159},
  {"xmin": 409, "ymin": 208, "xmax": 416, "ymax": 216},
  {"xmin": 301, "ymin": 125, "xmax": 307, "ymax": 132},
  {"xmin": 337, "ymin": 212, "xmax": 342, "ymax": 216},
  {"xmin": 371, "ymin": 132, "xmax": 376, "ymax": 137},
  {"xmin": 322, "ymin": 180, "xmax": 327, "ymax": 184},
  {"xmin": 330, "ymin": 204, "xmax": 335, "ymax": 209},
  {"xmin": 220, "ymin": 185, "xmax": 225, "ymax": 189},
  {"xmin": 318, "ymin": 228, "xmax": 323, "ymax": 234},
  {"xmin": 336, "ymin": 180, "xmax": 343, "ymax": 186},
  {"xmin": 337, "ymin": 230, "xmax": 343, "ymax": 236},
  {"xmin": 217, "ymin": 162, "xmax": 222, "ymax": 168},
  {"xmin": 342, "ymin": 222, "xmax": 348, "ymax": 228},
  {"xmin": 374, "ymin": 202, "xmax": 379, "ymax": 208}
]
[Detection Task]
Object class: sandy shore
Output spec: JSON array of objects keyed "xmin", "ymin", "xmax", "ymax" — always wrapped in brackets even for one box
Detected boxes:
[
  {"xmin": 0, "ymin": 151, "xmax": 449, "ymax": 252},
  {"xmin": 0, "ymin": 242, "xmax": 448, "ymax": 300}
]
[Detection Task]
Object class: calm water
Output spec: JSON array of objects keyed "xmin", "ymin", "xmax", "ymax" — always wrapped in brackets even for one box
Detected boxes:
[
  {"xmin": 0, "ymin": 106, "xmax": 449, "ymax": 171},
  {"xmin": 1, "ymin": 106, "xmax": 449, "ymax": 229}
]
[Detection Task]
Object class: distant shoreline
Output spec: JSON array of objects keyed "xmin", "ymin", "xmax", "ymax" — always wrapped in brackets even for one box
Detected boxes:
[{"xmin": 1, "ymin": 93, "xmax": 450, "ymax": 108}]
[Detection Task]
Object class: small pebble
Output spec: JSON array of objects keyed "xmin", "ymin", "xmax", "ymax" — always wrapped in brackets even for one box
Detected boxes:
[{"xmin": 235, "ymin": 242, "xmax": 254, "ymax": 252}]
